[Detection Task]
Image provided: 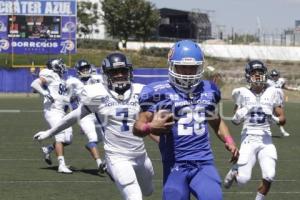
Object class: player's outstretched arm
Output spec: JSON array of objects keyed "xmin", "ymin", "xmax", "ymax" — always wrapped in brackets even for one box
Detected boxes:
[
  {"xmin": 283, "ymin": 85, "xmax": 300, "ymax": 92},
  {"xmin": 133, "ymin": 110, "xmax": 174, "ymax": 137},
  {"xmin": 208, "ymin": 115, "xmax": 239, "ymax": 163},
  {"xmin": 33, "ymin": 104, "xmax": 91, "ymax": 140}
]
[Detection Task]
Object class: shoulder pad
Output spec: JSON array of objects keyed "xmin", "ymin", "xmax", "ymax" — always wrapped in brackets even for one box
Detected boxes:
[{"xmin": 80, "ymin": 83, "xmax": 107, "ymax": 105}]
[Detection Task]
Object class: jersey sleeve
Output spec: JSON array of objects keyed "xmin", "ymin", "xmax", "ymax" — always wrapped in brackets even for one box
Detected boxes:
[
  {"xmin": 232, "ymin": 88, "xmax": 242, "ymax": 107},
  {"xmin": 138, "ymin": 84, "xmax": 156, "ymax": 113},
  {"xmin": 79, "ymin": 84, "xmax": 103, "ymax": 113},
  {"xmin": 273, "ymin": 88, "xmax": 284, "ymax": 107},
  {"xmin": 280, "ymin": 78, "xmax": 286, "ymax": 88},
  {"xmin": 211, "ymin": 81, "xmax": 221, "ymax": 104},
  {"xmin": 66, "ymin": 77, "xmax": 83, "ymax": 96},
  {"xmin": 39, "ymin": 69, "xmax": 54, "ymax": 84},
  {"xmin": 205, "ymin": 81, "xmax": 221, "ymax": 114},
  {"xmin": 91, "ymin": 74, "xmax": 103, "ymax": 84}
]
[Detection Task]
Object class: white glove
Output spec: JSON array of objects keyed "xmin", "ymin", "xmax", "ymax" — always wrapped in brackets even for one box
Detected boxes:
[
  {"xmin": 232, "ymin": 106, "xmax": 249, "ymax": 124},
  {"xmin": 33, "ymin": 130, "xmax": 52, "ymax": 141}
]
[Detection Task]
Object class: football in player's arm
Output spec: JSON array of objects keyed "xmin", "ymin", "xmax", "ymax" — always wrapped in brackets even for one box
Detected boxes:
[
  {"xmin": 133, "ymin": 40, "xmax": 238, "ymax": 200},
  {"xmin": 224, "ymin": 60, "xmax": 286, "ymax": 200}
]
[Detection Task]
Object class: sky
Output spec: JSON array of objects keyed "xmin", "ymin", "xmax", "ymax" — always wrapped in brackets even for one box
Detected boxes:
[{"xmin": 149, "ymin": 0, "xmax": 300, "ymax": 35}]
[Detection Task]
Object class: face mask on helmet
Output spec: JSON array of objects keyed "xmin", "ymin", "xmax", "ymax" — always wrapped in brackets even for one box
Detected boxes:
[
  {"xmin": 106, "ymin": 67, "xmax": 131, "ymax": 93},
  {"xmin": 75, "ymin": 60, "xmax": 92, "ymax": 80},
  {"xmin": 249, "ymin": 70, "xmax": 267, "ymax": 86},
  {"xmin": 168, "ymin": 40, "xmax": 204, "ymax": 90},
  {"xmin": 245, "ymin": 60, "xmax": 267, "ymax": 87},
  {"xmin": 102, "ymin": 53, "xmax": 133, "ymax": 95}
]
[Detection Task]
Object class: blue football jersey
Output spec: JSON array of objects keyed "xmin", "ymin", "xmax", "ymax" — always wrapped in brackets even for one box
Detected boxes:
[{"xmin": 139, "ymin": 80, "xmax": 221, "ymax": 162}]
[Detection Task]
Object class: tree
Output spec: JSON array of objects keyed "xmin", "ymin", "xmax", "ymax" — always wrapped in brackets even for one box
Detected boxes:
[
  {"xmin": 77, "ymin": 2, "xmax": 100, "ymax": 38},
  {"xmin": 102, "ymin": 0, "xmax": 160, "ymax": 48}
]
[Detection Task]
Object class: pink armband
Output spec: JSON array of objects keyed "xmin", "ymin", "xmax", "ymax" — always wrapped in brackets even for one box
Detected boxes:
[
  {"xmin": 224, "ymin": 135, "xmax": 235, "ymax": 145},
  {"xmin": 141, "ymin": 123, "xmax": 151, "ymax": 133}
]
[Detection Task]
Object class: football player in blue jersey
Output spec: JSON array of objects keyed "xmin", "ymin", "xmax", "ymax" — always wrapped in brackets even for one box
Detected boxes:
[{"xmin": 133, "ymin": 40, "xmax": 239, "ymax": 200}]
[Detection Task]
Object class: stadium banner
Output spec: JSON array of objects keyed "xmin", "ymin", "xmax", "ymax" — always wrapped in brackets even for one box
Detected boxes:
[{"xmin": 0, "ymin": 0, "xmax": 76, "ymax": 54}]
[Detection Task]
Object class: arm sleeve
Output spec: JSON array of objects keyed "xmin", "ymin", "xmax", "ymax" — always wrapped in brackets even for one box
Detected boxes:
[{"xmin": 31, "ymin": 79, "xmax": 49, "ymax": 96}]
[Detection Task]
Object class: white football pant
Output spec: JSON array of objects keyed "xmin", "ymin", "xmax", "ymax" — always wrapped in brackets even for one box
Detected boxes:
[
  {"xmin": 236, "ymin": 134, "xmax": 277, "ymax": 185},
  {"xmin": 106, "ymin": 153, "xmax": 154, "ymax": 200},
  {"xmin": 79, "ymin": 113, "xmax": 103, "ymax": 143},
  {"xmin": 44, "ymin": 109, "xmax": 73, "ymax": 144}
]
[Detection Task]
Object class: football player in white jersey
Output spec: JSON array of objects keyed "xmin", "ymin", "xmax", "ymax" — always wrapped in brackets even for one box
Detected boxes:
[
  {"xmin": 223, "ymin": 60, "xmax": 286, "ymax": 200},
  {"xmin": 34, "ymin": 53, "xmax": 154, "ymax": 200},
  {"xmin": 66, "ymin": 59, "xmax": 105, "ymax": 172},
  {"xmin": 267, "ymin": 69, "xmax": 299, "ymax": 137},
  {"xmin": 31, "ymin": 58, "xmax": 73, "ymax": 173}
]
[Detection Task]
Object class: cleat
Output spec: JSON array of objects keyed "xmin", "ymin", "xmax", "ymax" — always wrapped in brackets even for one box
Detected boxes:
[
  {"xmin": 224, "ymin": 168, "xmax": 237, "ymax": 189},
  {"xmin": 98, "ymin": 161, "xmax": 107, "ymax": 174},
  {"xmin": 41, "ymin": 146, "xmax": 52, "ymax": 165},
  {"xmin": 58, "ymin": 165, "xmax": 73, "ymax": 174},
  {"xmin": 98, "ymin": 161, "xmax": 114, "ymax": 182}
]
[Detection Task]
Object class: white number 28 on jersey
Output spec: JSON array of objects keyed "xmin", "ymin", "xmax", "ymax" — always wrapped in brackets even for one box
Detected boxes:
[{"xmin": 177, "ymin": 106, "xmax": 206, "ymax": 136}]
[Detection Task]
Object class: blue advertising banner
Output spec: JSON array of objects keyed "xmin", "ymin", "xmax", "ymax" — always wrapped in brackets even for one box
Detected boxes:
[{"xmin": 0, "ymin": 0, "xmax": 76, "ymax": 54}]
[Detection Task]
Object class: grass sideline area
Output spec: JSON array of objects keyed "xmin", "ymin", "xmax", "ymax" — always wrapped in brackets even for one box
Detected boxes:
[
  {"xmin": 0, "ymin": 49, "xmax": 167, "ymax": 68},
  {"xmin": 0, "ymin": 96, "xmax": 299, "ymax": 200}
]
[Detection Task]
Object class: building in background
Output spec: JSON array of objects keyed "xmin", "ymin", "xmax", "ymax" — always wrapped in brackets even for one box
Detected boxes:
[
  {"xmin": 78, "ymin": 0, "xmax": 107, "ymax": 40},
  {"xmin": 158, "ymin": 8, "xmax": 211, "ymax": 41}
]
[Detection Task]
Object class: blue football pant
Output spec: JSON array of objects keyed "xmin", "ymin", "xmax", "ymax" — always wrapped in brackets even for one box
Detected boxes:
[{"xmin": 163, "ymin": 162, "xmax": 222, "ymax": 200}]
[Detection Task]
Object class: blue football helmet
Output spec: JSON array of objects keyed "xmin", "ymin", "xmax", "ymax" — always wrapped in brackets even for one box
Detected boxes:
[
  {"xmin": 168, "ymin": 40, "xmax": 204, "ymax": 89},
  {"xmin": 269, "ymin": 69, "xmax": 280, "ymax": 79},
  {"xmin": 101, "ymin": 52, "xmax": 133, "ymax": 94},
  {"xmin": 74, "ymin": 59, "xmax": 93, "ymax": 80},
  {"xmin": 46, "ymin": 58, "xmax": 66, "ymax": 76},
  {"xmin": 245, "ymin": 60, "xmax": 268, "ymax": 86}
]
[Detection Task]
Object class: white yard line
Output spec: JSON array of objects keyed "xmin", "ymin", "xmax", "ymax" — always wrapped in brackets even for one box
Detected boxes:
[{"xmin": 0, "ymin": 109, "xmax": 21, "ymax": 113}]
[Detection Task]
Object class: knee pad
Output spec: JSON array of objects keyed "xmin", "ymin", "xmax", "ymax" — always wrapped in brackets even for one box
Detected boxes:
[{"xmin": 85, "ymin": 142, "xmax": 97, "ymax": 150}]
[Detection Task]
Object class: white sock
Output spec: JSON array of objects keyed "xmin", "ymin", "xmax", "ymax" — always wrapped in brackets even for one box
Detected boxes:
[
  {"xmin": 255, "ymin": 192, "xmax": 265, "ymax": 200},
  {"xmin": 96, "ymin": 158, "xmax": 102, "ymax": 167},
  {"xmin": 58, "ymin": 156, "xmax": 66, "ymax": 166},
  {"xmin": 280, "ymin": 126, "xmax": 285, "ymax": 133}
]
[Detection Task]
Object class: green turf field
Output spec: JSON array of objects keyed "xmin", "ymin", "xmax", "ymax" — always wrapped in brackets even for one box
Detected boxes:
[{"xmin": 0, "ymin": 95, "xmax": 299, "ymax": 200}]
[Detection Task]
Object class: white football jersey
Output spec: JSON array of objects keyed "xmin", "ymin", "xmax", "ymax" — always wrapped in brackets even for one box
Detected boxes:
[
  {"xmin": 267, "ymin": 77, "xmax": 286, "ymax": 89},
  {"xmin": 66, "ymin": 74, "xmax": 103, "ymax": 98},
  {"xmin": 232, "ymin": 86, "xmax": 283, "ymax": 135},
  {"xmin": 39, "ymin": 69, "xmax": 69, "ymax": 111},
  {"xmin": 80, "ymin": 82, "xmax": 145, "ymax": 157}
]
